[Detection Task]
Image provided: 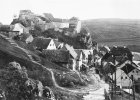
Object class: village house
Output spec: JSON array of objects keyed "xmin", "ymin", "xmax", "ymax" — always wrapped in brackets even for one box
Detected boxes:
[
  {"xmin": 31, "ymin": 37, "xmax": 56, "ymax": 51},
  {"xmin": 61, "ymin": 44, "xmax": 77, "ymax": 71},
  {"xmin": 81, "ymin": 49, "xmax": 93, "ymax": 65},
  {"xmin": 52, "ymin": 18, "xmax": 69, "ymax": 29},
  {"xmin": 119, "ymin": 61, "xmax": 140, "ymax": 81},
  {"xmin": 12, "ymin": 23, "xmax": 29, "ymax": 35},
  {"xmin": 20, "ymin": 33, "xmax": 34, "ymax": 44},
  {"xmin": 0, "ymin": 25, "xmax": 20, "ymax": 38},
  {"xmin": 42, "ymin": 50, "xmax": 70, "ymax": 68},
  {"xmin": 53, "ymin": 40, "xmax": 64, "ymax": 49},
  {"xmin": 118, "ymin": 60, "xmax": 140, "ymax": 93},
  {"xmin": 74, "ymin": 49, "xmax": 94, "ymax": 71},
  {"xmin": 69, "ymin": 17, "xmax": 81, "ymax": 33},
  {"xmin": 42, "ymin": 13, "xmax": 69, "ymax": 31},
  {"xmin": 111, "ymin": 68, "xmax": 132, "ymax": 89},
  {"xmin": 116, "ymin": 60, "xmax": 140, "ymax": 81}
]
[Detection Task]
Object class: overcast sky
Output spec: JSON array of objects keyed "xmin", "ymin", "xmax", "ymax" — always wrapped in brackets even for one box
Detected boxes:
[{"xmin": 0, "ymin": 0, "xmax": 140, "ymax": 24}]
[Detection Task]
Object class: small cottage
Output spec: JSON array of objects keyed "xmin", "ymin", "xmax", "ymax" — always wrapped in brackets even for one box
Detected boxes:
[
  {"xmin": 32, "ymin": 37, "xmax": 56, "ymax": 51},
  {"xmin": 111, "ymin": 68, "xmax": 132, "ymax": 89},
  {"xmin": 81, "ymin": 49, "xmax": 93, "ymax": 65},
  {"xmin": 12, "ymin": 23, "xmax": 29, "ymax": 35},
  {"xmin": 53, "ymin": 40, "xmax": 64, "ymax": 49},
  {"xmin": 69, "ymin": 17, "xmax": 81, "ymax": 33},
  {"xmin": 61, "ymin": 44, "xmax": 77, "ymax": 71},
  {"xmin": 20, "ymin": 33, "xmax": 34, "ymax": 44}
]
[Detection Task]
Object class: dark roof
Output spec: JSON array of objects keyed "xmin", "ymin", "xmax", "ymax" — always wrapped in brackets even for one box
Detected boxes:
[
  {"xmin": 20, "ymin": 34, "xmax": 32, "ymax": 41},
  {"xmin": 43, "ymin": 13, "xmax": 54, "ymax": 22},
  {"xmin": 102, "ymin": 52, "xmax": 112, "ymax": 61},
  {"xmin": 42, "ymin": 50, "xmax": 70, "ymax": 63},
  {"xmin": 53, "ymin": 40, "xmax": 61, "ymax": 48},
  {"xmin": 61, "ymin": 44, "xmax": 77, "ymax": 59},
  {"xmin": 0, "ymin": 25, "xmax": 11, "ymax": 32},
  {"xmin": 110, "ymin": 46, "xmax": 133, "ymax": 61},
  {"xmin": 103, "ymin": 62, "xmax": 116, "ymax": 74},
  {"xmin": 119, "ymin": 61, "xmax": 139, "ymax": 74},
  {"xmin": 102, "ymin": 46, "xmax": 133, "ymax": 64},
  {"xmin": 121, "ymin": 64, "xmax": 135, "ymax": 74},
  {"xmin": 32, "ymin": 37, "xmax": 52, "ymax": 50}
]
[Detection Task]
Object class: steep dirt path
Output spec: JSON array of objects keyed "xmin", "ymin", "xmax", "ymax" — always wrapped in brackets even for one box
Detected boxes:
[{"xmin": 83, "ymin": 80, "xmax": 109, "ymax": 100}]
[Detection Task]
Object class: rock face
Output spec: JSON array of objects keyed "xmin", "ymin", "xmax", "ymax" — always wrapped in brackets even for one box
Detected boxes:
[{"xmin": 11, "ymin": 10, "xmax": 46, "ymax": 32}]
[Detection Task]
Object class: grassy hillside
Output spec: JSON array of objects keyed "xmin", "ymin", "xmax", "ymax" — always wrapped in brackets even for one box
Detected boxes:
[
  {"xmin": 82, "ymin": 19, "xmax": 140, "ymax": 47},
  {"xmin": 0, "ymin": 34, "xmax": 88, "ymax": 100}
]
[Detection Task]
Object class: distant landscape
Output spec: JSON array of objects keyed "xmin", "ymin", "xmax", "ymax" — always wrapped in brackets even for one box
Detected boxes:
[{"xmin": 82, "ymin": 19, "xmax": 140, "ymax": 52}]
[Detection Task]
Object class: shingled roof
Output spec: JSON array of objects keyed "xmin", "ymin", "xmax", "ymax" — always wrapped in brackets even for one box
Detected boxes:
[
  {"xmin": 119, "ymin": 61, "xmax": 140, "ymax": 74},
  {"xmin": 32, "ymin": 37, "xmax": 52, "ymax": 50},
  {"xmin": 61, "ymin": 44, "xmax": 77, "ymax": 59},
  {"xmin": 42, "ymin": 50, "xmax": 70, "ymax": 63}
]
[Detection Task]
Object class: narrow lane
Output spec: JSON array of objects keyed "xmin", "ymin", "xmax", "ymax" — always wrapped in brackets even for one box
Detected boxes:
[{"xmin": 83, "ymin": 80, "xmax": 109, "ymax": 100}]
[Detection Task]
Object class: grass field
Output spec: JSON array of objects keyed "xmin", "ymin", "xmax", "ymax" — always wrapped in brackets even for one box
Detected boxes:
[{"xmin": 82, "ymin": 19, "xmax": 140, "ymax": 52}]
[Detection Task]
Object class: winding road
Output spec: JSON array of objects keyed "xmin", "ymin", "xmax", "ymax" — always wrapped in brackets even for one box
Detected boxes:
[{"xmin": 83, "ymin": 80, "xmax": 109, "ymax": 100}]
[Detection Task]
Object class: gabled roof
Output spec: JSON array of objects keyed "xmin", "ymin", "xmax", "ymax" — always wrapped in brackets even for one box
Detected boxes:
[
  {"xmin": 20, "ymin": 33, "xmax": 33, "ymax": 41},
  {"xmin": 14, "ymin": 23, "xmax": 25, "ymax": 29},
  {"xmin": 42, "ymin": 50, "xmax": 70, "ymax": 63},
  {"xmin": 32, "ymin": 37, "xmax": 52, "ymax": 50},
  {"xmin": 0, "ymin": 25, "xmax": 12, "ymax": 32},
  {"xmin": 61, "ymin": 44, "xmax": 77, "ymax": 59},
  {"xmin": 110, "ymin": 46, "xmax": 133, "ymax": 61},
  {"xmin": 118, "ymin": 60, "xmax": 140, "ymax": 74},
  {"xmin": 53, "ymin": 40, "xmax": 62, "ymax": 48}
]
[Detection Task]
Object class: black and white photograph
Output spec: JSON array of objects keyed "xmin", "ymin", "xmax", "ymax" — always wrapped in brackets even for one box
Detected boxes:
[{"xmin": 0, "ymin": 0, "xmax": 140, "ymax": 100}]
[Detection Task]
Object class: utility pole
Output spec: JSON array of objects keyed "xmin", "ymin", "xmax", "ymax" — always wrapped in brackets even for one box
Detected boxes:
[
  {"xmin": 131, "ymin": 75, "xmax": 135, "ymax": 100},
  {"xmin": 113, "ymin": 55, "xmax": 116, "ymax": 95},
  {"xmin": 111, "ymin": 74, "xmax": 113, "ymax": 99}
]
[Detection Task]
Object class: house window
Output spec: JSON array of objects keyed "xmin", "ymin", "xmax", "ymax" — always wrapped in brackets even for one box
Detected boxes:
[
  {"xmin": 133, "ymin": 70, "xmax": 135, "ymax": 73},
  {"xmin": 125, "ymin": 77, "xmax": 127, "ymax": 79},
  {"xmin": 131, "ymin": 75, "xmax": 133, "ymax": 78},
  {"xmin": 121, "ymin": 76, "xmax": 123, "ymax": 80},
  {"xmin": 136, "ymin": 71, "xmax": 138, "ymax": 73}
]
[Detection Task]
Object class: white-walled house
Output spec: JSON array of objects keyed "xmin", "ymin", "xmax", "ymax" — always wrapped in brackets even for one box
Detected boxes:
[
  {"xmin": 21, "ymin": 33, "xmax": 34, "ymax": 44},
  {"xmin": 12, "ymin": 23, "xmax": 29, "ymax": 35},
  {"xmin": 32, "ymin": 37, "xmax": 56, "ymax": 51},
  {"xmin": 82, "ymin": 49, "xmax": 93, "ymax": 64},
  {"xmin": 69, "ymin": 17, "xmax": 81, "ymax": 33},
  {"xmin": 118, "ymin": 60, "xmax": 140, "ymax": 81},
  {"xmin": 75, "ymin": 20, "xmax": 81, "ymax": 33},
  {"xmin": 61, "ymin": 44, "xmax": 77, "ymax": 71},
  {"xmin": 111, "ymin": 68, "xmax": 132, "ymax": 88},
  {"xmin": 46, "ymin": 39, "xmax": 56, "ymax": 50}
]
